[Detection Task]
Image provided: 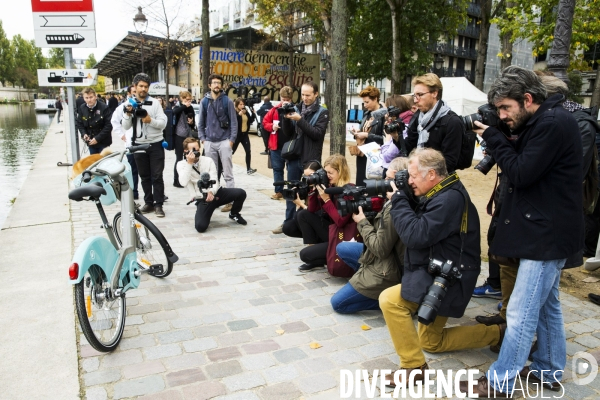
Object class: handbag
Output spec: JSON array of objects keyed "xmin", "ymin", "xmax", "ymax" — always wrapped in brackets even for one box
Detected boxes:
[
  {"xmin": 281, "ymin": 131, "xmax": 303, "ymax": 161},
  {"xmin": 326, "ymin": 222, "xmax": 363, "ymax": 277},
  {"xmin": 359, "ymin": 142, "xmax": 384, "ymax": 179}
]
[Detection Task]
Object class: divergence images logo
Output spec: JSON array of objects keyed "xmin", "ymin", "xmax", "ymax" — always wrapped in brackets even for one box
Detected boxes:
[{"xmin": 572, "ymin": 351, "xmax": 598, "ymax": 385}]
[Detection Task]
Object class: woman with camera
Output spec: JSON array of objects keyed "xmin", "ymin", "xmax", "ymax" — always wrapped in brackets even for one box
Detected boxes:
[
  {"xmin": 330, "ymin": 157, "xmax": 407, "ymax": 314},
  {"xmin": 293, "ymin": 154, "xmax": 355, "ymax": 273},
  {"xmin": 233, "ymin": 98, "xmax": 257, "ymax": 175},
  {"xmin": 350, "ymin": 86, "xmax": 386, "ymax": 186},
  {"xmin": 172, "ymin": 91, "xmax": 197, "ymax": 188},
  {"xmin": 381, "ymin": 95, "xmax": 413, "ymax": 176},
  {"xmin": 282, "ymin": 160, "xmax": 322, "ymax": 238}
]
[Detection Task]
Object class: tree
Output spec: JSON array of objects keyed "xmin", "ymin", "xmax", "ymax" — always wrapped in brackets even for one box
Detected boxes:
[
  {"xmin": 0, "ymin": 20, "xmax": 14, "ymax": 86},
  {"xmin": 329, "ymin": 0, "xmax": 348, "ymax": 155},
  {"xmin": 474, "ymin": 0, "xmax": 510, "ymax": 89},
  {"xmin": 47, "ymin": 48, "xmax": 65, "ymax": 68},
  {"xmin": 85, "ymin": 53, "xmax": 98, "ymax": 69},
  {"xmin": 11, "ymin": 35, "xmax": 37, "ymax": 88}
]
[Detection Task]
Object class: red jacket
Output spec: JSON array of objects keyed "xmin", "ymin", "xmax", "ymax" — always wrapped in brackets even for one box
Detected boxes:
[
  {"xmin": 262, "ymin": 104, "xmax": 293, "ymax": 151},
  {"xmin": 307, "ymin": 188, "xmax": 352, "ymax": 228}
]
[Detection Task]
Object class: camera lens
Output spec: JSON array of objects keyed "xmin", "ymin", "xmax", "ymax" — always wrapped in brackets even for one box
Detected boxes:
[
  {"xmin": 364, "ymin": 179, "xmax": 392, "ymax": 196},
  {"xmin": 461, "ymin": 113, "xmax": 481, "ymax": 131},
  {"xmin": 417, "ymin": 277, "xmax": 449, "ymax": 325},
  {"xmin": 474, "ymin": 155, "xmax": 496, "ymax": 175}
]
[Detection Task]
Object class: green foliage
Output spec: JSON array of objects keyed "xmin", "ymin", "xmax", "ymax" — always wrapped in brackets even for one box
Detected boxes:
[
  {"xmin": 85, "ymin": 53, "xmax": 97, "ymax": 69},
  {"xmin": 47, "ymin": 48, "xmax": 65, "ymax": 68},
  {"xmin": 567, "ymin": 71, "xmax": 584, "ymax": 103},
  {"xmin": 11, "ymin": 35, "xmax": 39, "ymax": 88},
  {"xmin": 0, "ymin": 20, "xmax": 14, "ymax": 85}
]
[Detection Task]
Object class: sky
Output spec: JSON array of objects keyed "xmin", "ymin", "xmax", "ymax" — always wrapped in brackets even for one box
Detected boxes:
[{"xmin": 0, "ymin": 0, "xmax": 198, "ymax": 62}]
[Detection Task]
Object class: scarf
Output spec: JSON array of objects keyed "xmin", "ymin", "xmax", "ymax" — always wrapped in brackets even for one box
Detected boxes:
[
  {"xmin": 296, "ymin": 100, "xmax": 320, "ymax": 135},
  {"xmin": 563, "ymin": 100, "xmax": 586, "ymax": 113},
  {"xmin": 416, "ymin": 100, "xmax": 451, "ymax": 147}
]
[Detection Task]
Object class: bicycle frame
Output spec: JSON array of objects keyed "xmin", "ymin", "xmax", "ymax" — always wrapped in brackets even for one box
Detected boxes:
[{"xmin": 69, "ymin": 149, "xmax": 142, "ymax": 296}]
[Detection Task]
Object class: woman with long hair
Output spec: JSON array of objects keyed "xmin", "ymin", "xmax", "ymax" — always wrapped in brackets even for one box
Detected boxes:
[{"xmin": 233, "ymin": 97, "xmax": 257, "ymax": 174}]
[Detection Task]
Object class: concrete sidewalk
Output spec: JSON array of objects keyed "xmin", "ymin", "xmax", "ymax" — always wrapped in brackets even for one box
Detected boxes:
[{"xmin": 0, "ymin": 113, "xmax": 79, "ymax": 399}]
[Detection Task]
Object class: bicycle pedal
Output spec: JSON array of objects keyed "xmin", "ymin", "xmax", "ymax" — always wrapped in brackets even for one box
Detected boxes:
[{"xmin": 147, "ymin": 264, "xmax": 164, "ymax": 276}]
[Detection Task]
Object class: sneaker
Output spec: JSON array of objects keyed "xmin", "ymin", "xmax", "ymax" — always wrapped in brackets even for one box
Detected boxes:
[
  {"xmin": 472, "ymin": 283, "xmax": 502, "ymax": 299},
  {"xmin": 221, "ymin": 203, "xmax": 233, "ymax": 212},
  {"xmin": 272, "ymin": 224, "xmax": 283, "ymax": 234},
  {"xmin": 247, "ymin": 168, "xmax": 257, "ymax": 175},
  {"xmin": 155, "ymin": 206, "xmax": 165, "ymax": 218},
  {"xmin": 229, "ymin": 213, "xmax": 247, "ymax": 225},
  {"xmin": 260, "ymin": 151, "xmax": 268, "ymax": 155},
  {"xmin": 298, "ymin": 264, "xmax": 324, "ymax": 273},
  {"xmin": 498, "ymin": 301, "xmax": 502, "ymax": 311},
  {"xmin": 164, "ymin": 195, "xmax": 169, "ymax": 201},
  {"xmin": 271, "ymin": 192, "xmax": 283, "ymax": 200},
  {"xmin": 140, "ymin": 203, "xmax": 154, "ymax": 213},
  {"xmin": 475, "ymin": 313, "xmax": 506, "ymax": 326}
]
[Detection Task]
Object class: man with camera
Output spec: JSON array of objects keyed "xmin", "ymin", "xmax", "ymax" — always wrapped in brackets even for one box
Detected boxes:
[
  {"xmin": 458, "ymin": 67, "xmax": 583, "ymax": 397},
  {"xmin": 256, "ymin": 95, "xmax": 273, "ymax": 155},
  {"xmin": 380, "ymin": 148, "xmax": 503, "ymax": 388},
  {"xmin": 111, "ymin": 85, "xmax": 139, "ymax": 200},
  {"xmin": 75, "ymin": 87, "xmax": 113, "ymax": 155},
  {"xmin": 401, "ymin": 73, "xmax": 464, "ymax": 172},
  {"xmin": 121, "ymin": 73, "xmax": 168, "ymax": 217},
  {"xmin": 177, "ymin": 137, "xmax": 247, "ymax": 232},
  {"xmin": 198, "ymin": 74, "xmax": 238, "ymax": 199}
]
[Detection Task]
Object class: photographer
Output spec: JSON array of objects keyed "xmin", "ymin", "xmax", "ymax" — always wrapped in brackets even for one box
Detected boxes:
[
  {"xmin": 330, "ymin": 157, "xmax": 408, "ymax": 314},
  {"xmin": 232, "ymin": 97, "xmax": 257, "ymax": 175},
  {"xmin": 172, "ymin": 90, "xmax": 197, "ymax": 188},
  {"xmin": 75, "ymin": 87, "xmax": 112, "ymax": 154},
  {"xmin": 380, "ymin": 96, "xmax": 411, "ymax": 174},
  {"xmin": 349, "ymin": 86, "xmax": 386, "ymax": 186},
  {"xmin": 459, "ymin": 66, "xmax": 583, "ymax": 396},
  {"xmin": 294, "ymin": 155, "xmax": 353, "ymax": 273},
  {"xmin": 380, "ymin": 148, "xmax": 503, "ymax": 388},
  {"xmin": 121, "ymin": 73, "xmax": 168, "ymax": 217},
  {"xmin": 282, "ymin": 160, "xmax": 323, "ymax": 238},
  {"xmin": 177, "ymin": 137, "xmax": 247, "ymax": 233}
]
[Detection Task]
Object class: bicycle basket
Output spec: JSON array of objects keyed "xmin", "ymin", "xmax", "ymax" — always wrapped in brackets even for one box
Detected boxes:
[{"xmin": 72, "ymin": 174, "xmax": 118, "ymax": 206}]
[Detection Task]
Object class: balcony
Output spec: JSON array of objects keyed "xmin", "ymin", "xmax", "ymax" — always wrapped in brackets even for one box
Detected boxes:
[
  {"xmin": 427, "ymin": 42, "xmax": 477, "ymax": 60},
  {"xmin": 467, "ymin": 2, "xmax": 481, "ymax": 17},
  {"xmin": 458, "ymin": 25, "xmax": 480, "ymax": 38},
  {"xmin": 436, "ymin": 67, "xmax": 475, "ymax": 82},
  {"xmin": 292, "ymin": 33, "xmax": 315, "ymax": 46}
]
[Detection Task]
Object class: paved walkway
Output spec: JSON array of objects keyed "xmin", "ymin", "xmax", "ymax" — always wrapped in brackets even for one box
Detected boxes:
[{"xmin": 4, "ymin": 109, "xmax": 600, "ymax": 399}]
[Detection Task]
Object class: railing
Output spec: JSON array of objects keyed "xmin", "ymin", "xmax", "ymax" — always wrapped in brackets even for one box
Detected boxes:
[
  {"xmin": 427, "ymin": 42, "xmax": 477, "ymax": 59},
  {"xmin": 437, "ymin": 67, "xmax": 475, "ymax": 82},
  {"xmin": 467, "ymin": 2, "xmax": 481, "ymax": 16},
  {"xmin": 458, "ymin": 25, "xmax": 480, "ymax": 38}
]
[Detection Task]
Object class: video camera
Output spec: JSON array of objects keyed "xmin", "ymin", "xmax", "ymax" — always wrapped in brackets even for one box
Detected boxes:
[
  {"xmin": 274, "ymin": 180, "xmax": 310, "ymax": 202},
  {"xmin": 303, "ymin": 169, "xmax": 329, "ymax": 187},
  {"xmin": 325, "ymin": 185, "xmax": 384, "ymax": 220},
  {"xmin": 461, "ymin": 103, "xmax": 500, "ymax": 131},
  {"xmin": 417, "ymin": 259, "xmax": 463, "ymax": 325},
  {"xmin": 125, "ymin": 98, "xmax": 152, "ymax": 118},
  {"xmin": 278, "ymin": 102, "xmax": 296, "ymax": 116},
  {"xmin": 186, "ymin": 172, "xmax": 216, "ymax": 206}
]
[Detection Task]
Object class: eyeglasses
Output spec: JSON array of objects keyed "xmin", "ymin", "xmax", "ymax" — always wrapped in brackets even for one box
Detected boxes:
[{"xmin": 412, "ymin": 92, "xmax": 431, "ymax": 99}]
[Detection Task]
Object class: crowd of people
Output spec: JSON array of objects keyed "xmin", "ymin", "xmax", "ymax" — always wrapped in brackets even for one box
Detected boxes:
[{"xmin": 70, "ymin": 66, "xmax": 600, "ymax": 396}]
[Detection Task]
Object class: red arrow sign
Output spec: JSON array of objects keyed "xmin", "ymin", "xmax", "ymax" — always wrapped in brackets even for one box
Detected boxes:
[{"xmin": 31, "ymin": 0, "xmax": 94, "ymax": 13}]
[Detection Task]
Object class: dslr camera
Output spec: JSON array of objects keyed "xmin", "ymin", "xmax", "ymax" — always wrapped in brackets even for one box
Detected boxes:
[
  {"xmin": 303, "ymin": 168, "xmax": 329, "ymax": 187},
  {"xmin": 184, "ymin": 149, "xmax": 200, "ymax": 160},
  {"xmin": 461, "ymin": 103, "xmax": 500, "ymax": 131},
  {"xmin": 278, "ymin": 102, "xmax": 296, "ymax": 116},
  {"xmin": 336, "ymin": 186, "xmax": 383, "ymax": 219},
  {"xmin": 474, "ymin": 139, "xmax": 496, "ymax": 175},
  {"xmin": 417, "ymin": 259, "xmax": 463, "ymax": 325},
  {"xmin": 281, "ymin": 181, "xmax": 310, "ymax": 202},
  {"xmin": 125, "ymin": 98, "xmax": 148, "ymax": 118}
]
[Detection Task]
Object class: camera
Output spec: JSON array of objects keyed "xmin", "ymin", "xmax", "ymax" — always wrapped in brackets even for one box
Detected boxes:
[
  {"xmin": 126, "ymin": 98, "xmax": 148, "ymax": 118},
  {"xmin": 184, "ymin": 149, "xmax": 200, "ymax": 159},
  {"xmin": 386, "ymin": 106, "xmax": 402, "ymax": 118},
  {"xmin": 220, "ymin": 120, "xmax": 230, "ymax": 129},
  {"xmin": 303, "ymin": 168, "xmax": 329, "ymax": 187},
  {"xmin": 336, "ymin": 186, "xmax": 384, "ymax": 219},
  {"xmin": 278, "ymin": 102, "xmax": 296, "ymax": 116},
  {"xmin": 417, "ymin": 258, "xmax": 463, "ymax": 325},
  {"xmin": 281, "ymin": 181, "xmax": 310, "ymax": 202},
  {"xmin": 474, "ymin": 139, "xmax": 496, "ymax": 175},
  {"xmin": 384, "ymin": 120, "xmax": 405, "ymax": 135},
  {"xmin": 197, "ymin": 173, "xmax": 216, "ymax": 190},
  {"xmin": 461, "ymin": 103, "xmax": 500, "ymax": 131},
  {"xmin": 245, "ymin": 93, "xmax": 262, "ymax": 107},
  {"xmin": 363, "ymin": 179, "xmax": 393, "ymax": 197}
]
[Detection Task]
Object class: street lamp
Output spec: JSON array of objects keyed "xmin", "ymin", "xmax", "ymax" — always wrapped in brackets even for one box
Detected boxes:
[
  {"xmin": 434, "ymin": 54, "xmax": 444, "ymax": 76},
  {"xmin": 133, "ymin": 7, "xmax": 148, "ymax": 73}
]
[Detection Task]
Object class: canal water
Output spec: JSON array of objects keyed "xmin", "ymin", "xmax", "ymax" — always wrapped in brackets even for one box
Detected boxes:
[{"xmin": 0, "ymin": 104, "xmax": 53, "ymax": 228}]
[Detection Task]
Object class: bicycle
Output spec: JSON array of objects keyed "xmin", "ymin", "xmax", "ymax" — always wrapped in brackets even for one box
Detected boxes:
[{"xmin": 68, "ymin": 144, "xmax": 178, "ymax": 352}]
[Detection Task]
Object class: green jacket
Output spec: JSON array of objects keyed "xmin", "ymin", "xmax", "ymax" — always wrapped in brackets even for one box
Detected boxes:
[{"xmin": 350, "ymin": 201, "xmax": 405, "ymax": 299}]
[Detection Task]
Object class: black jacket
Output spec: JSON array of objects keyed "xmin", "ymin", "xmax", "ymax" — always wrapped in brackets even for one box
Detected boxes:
[
  {"xmin": 483, "ymin": 94, "xmax": 583, "ymax": 260},
  {"xmin": 236, "ymin": 107, "xmax": 256, "ymax": 136},
  {"xmin": 256, "ymin": 101, "xmax": 273, "ymax": 122},
  {"xmin": 172, "ymin": 104, "xmax": 196, "ymax": 135},
  {"xmin": 75, "ymin": 101, "xmax": 113, "ymax": 148},
  {"xmin": 356, "ymin": 107, "xmax": 386, "ymax": 186},
  {"xmin": 282, "ymin": 103, "xmax": 329, "ymax": 164},
  {"xmin": 391, "ymin": 179, "xmax": 481, "ymax": 318},
  {"xmin": 403, "ymin": 110, "xmax": 464, "ymax": 172},
  {"xmin": 108, "ymin": 96, "xmax": 118, "ymax": 113}
]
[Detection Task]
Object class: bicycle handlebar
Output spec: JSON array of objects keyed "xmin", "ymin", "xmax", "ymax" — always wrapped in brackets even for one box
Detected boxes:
[
  {"xmin": 127, "ymin": 144, "xmax": 151, "ymax": 153},
  {"xmin": 81, "ymin": 170, "xmax": 104, "ymax": 183}
]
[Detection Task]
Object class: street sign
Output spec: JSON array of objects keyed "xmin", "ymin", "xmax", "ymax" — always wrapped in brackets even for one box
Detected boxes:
[
  {"xmin": 37, "ymin": 69, "xmax": 98, "ymax": 86},
  {"xmin": 31, "ymin": 0, "xmax": 97, "ymax": 48}
]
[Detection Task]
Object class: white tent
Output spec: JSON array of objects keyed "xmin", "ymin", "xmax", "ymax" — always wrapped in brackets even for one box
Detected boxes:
[
  {"xmin": 148, "ymin": 82, "xmax": 189, "ymax": 96},
  {"xmin": 440, "ymin": 77, "xmax": 488, "ymax": 115}
]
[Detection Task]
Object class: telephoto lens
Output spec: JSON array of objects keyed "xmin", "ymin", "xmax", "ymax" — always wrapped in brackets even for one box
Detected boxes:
[
  {"xmin": 303, "ymin": 169, "xmax": 329, "ymax": 186},
  {"xmin": 363, "ymin": 179, "xmax": 393, "ymax": 197}
]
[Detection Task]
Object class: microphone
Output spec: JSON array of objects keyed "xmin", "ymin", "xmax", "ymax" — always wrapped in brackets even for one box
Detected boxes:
[
  {"xmin": 273, "ymin": 181, "xmax": 288, "ymax": 186},
  {"xmin": 200, "ymin": 172, "xmax": 211, "ymax": 182},
  {"xmin": 324, "ymin": 187, "xmax": 345, "ymax": 195}
]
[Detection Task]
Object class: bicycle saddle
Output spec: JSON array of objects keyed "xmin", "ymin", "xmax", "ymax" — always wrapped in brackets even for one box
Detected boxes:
[{"xmin": 69, "ymin": 182, "xmax": 106, "ymax": 201}]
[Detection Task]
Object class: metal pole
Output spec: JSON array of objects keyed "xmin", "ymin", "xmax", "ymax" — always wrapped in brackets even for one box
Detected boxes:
[
  {"xmin": 546, "ymin": 0, "xmax": 575, "ymax": 84},
  {"xmin": 64, "ymin": 48, "xmax": 80, "ymax": 163},
  {"xmin": 141, "ymin": 33, "xmax": 144, "ymax": 73}
]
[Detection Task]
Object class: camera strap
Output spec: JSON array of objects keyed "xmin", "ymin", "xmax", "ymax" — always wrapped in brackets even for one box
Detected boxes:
[{"xmin": 192, "ymin": 165, "xmax": 201, "ymax": 176}]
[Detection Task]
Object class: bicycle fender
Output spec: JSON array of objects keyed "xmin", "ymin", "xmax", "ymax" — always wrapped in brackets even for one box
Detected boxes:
[
  {"xmin": 69, "ymin": 236, "xmax": 119, "ymax": 284},
  {"xmin": 135, "ymin": 211, "xmax": 179, "ymax": 263}
]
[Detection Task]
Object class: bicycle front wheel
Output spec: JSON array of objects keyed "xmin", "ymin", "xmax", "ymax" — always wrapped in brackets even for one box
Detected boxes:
[
  {"xmin": 74, "ymin": 266, "xmax": 126, "ymax": 352},
  {"xmin": 113, "ymin": 212, "xmax": 173, "ymax": 278}
]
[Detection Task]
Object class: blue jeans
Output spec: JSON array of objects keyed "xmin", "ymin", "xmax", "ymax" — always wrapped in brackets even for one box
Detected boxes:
[
  {"xmin": 336, "ymin": 242, "xmax": 365, "ymax": 270},
  {"xmin": 487, "ymin": 258, "xmax": 566, "ymax": 393},
  {"xmin": 284, "ymin": 158, "xmax": 302, "ymax": 223},
  {"xmin": 270, "ymin": 150, "xmax": 285, "ymax": 193},
  {"xmin": 89, "ymin": 145, "xmax": 108, "ymax": 155}
]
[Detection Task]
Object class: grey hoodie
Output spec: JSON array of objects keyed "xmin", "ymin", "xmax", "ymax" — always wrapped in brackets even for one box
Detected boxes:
[
  {"xmin": 198, "ymin": 91, "xmax": 238, "ymax": 143},
  {"xmin": 121, "ymin": 96, "xmax": 167, "ymax": 144}
]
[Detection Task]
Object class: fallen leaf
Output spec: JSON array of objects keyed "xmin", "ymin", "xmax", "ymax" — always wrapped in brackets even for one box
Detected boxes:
[
  {"xmin": 583, "ymin": 277, "xmax": 600, "ymax": 283},
  {"xmin": 361, "ymin": 325, "xmax": 371, "ymax": 331},
  {"xmin": 309, "ymin": 342, "xmax": 322, "ymax": 349},
  {"xmin": 581, "ymin": 270, "xmax": 590, "ymax": 274},
  {"xmin": 275, "ymin": 329, "xmax": 285, "ymax": 335}
]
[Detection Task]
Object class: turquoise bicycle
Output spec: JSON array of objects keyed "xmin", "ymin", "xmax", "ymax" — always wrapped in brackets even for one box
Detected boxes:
[{"xmin": 68, "ymin": 144, "xmax": 178, "ymax": 352}]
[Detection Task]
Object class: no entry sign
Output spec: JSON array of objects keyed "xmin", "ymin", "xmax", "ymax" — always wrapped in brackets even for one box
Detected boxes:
[{"xmin": 31, "ymin": 0, "xmax": 97, "ymax": 48}]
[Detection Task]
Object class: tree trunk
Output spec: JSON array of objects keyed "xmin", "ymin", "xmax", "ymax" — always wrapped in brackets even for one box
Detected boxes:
[
  {"xmin": 500, "ymin": 31, "xmax": 513, "ymax": 71},
  {"xmin": 387, "ymin": 0, "xmax": 402, "ymax": 93},
  {"xmin": 288, "ymin": 31, "xmax": 294, "ymax": 89},
  {"xmin": 202, "ymin": 0, "xmax": 210, "ymax": 91},
  {"xmin": 591, "ymin": 67, "xmax": 600, "ymax": 109},
  {"xmin": 474, "ymin": 0, "xmax": 492, "ymax": 90},
  {"xmin": 330, "ymin": 0, "xmax": 348, "ymax": 155}
]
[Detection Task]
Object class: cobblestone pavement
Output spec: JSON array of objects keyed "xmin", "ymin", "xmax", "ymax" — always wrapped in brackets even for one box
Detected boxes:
[{"xmin": 71, "ymin": 144, "xmax": 600, "ymax": 400}]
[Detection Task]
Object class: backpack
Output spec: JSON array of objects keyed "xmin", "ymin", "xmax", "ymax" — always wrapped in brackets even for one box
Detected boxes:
[
  {"xmin": 201, "ymin": 95, "xmax": 230, "ymax": 127},
  {"xmin": 452, "ymin": 110, "xmax": 477, "ymax": 170}
]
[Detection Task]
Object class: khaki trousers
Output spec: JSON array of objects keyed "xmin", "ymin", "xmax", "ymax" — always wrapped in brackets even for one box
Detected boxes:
[
  {"xmin": 379, "ymin": 284, "xmax": 501, "ymax": 368},
  {"xmin": 499, "ymin": 264, "xmax": 519, "ymax": 320}
]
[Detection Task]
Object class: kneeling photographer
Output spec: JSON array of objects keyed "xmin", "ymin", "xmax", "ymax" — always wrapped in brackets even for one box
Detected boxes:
[
  {"xmin": 379, "ymin": 148, "xmax": 503, "ymax": 388},
  {"xmin": 281, "ymin": 160, "xmax": 323, "ymax": 238},
  {"xmin": 329, "ymin": 157, "xmax": 408, "ymax": 314},
  {"xmin": 177, "ymin": 138, "xmax": 247, "ymax": 233}
]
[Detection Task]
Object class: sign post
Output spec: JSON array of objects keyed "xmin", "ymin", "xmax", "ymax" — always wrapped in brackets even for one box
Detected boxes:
[{"xmin": 64, "ymin": 49, "xmax": 80, "ymax": 163}]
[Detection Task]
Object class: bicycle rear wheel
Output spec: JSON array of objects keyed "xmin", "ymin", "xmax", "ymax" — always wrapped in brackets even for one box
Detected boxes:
[
  {"xmin": 113, "ymin": 212, "xmax": 173, "ymax": 278},
  {"xmin": 74, "ymin": 265, "xmax": 126, "ymax": 352}
]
